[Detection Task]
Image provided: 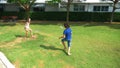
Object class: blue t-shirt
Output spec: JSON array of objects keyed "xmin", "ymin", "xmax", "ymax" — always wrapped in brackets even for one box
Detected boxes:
[{"xmin": 63, "ymin": 28, "xmax": 72, "ymax": 40}]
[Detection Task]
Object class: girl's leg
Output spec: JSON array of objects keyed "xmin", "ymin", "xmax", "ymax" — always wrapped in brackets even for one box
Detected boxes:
[
  {"xmin": 29, "ymin": 29, "xmax": 33, "ymax": 37},
  {"xmin": 25, "ymin": 31, "xmax": 28, "ymax": 37}
]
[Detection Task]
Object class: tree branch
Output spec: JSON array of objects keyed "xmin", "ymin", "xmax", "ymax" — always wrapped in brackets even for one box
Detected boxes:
[
  {"xmin": 30, "ymin": 0, "xmax": 36, "ymax": 8},
  {"xmin": 17, "ymin": 0, "xmax": 26, "ymax": 10}
]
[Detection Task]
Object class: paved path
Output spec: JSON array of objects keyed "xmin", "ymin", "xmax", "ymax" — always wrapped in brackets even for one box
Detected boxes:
[
  {"xmin": 0, "ymin": 59, "xmax": 6, "ymax": 68},
  {"xmin": 0, "ymin": 52, "xmax": 15, "ymax": 68}
]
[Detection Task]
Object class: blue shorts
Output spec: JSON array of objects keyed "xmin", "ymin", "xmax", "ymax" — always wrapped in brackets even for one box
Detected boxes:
[{"xmin": 61, "ymin": 38, "xmax": 71, "ymax": 47}]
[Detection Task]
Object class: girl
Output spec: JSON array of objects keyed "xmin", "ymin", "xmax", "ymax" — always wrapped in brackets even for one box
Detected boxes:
[{"xmin": 24, "ymin": 18, "xmax": 33, "ymax": 37}]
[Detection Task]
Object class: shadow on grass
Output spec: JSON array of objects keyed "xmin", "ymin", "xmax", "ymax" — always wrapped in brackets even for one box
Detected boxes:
[
  {"xmin": 40, "ymin": 45, "xmax": 67, "ymax": 55},
  {"xmin": 15, "ymin": 35, "xmax": 25, "ymax": 37}
]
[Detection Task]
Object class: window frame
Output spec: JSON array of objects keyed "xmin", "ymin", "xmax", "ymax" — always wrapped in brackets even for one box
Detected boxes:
[
  {"xmin": 93, "ymin": 6, "xmax": 109, "ymax": 12},
  {"xmin": 74, "ymin": 4, "xmax": 85, "ymax": 12}
]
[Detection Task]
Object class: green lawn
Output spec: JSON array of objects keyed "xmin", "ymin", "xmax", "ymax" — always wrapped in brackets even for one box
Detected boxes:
[{"xmin": 0, "ymin": 21, "xmax": 120, "ymax": 68}]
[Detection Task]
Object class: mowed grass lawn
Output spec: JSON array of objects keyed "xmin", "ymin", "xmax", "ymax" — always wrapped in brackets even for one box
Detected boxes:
[{"xmin": 0, "ymin": 21, "xmax": 120, "ymax": 68}]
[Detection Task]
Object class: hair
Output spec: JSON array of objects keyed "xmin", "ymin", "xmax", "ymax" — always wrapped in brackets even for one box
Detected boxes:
[{"xmin": 64, "ymin": 23, "xmax": 70, "ymax": 28}]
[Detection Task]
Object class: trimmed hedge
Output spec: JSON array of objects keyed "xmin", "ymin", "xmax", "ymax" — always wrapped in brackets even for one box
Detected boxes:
[
  {"xmin": 0, "ymin": 11, "xmax": 120, "ymax": 22},
  {"xmin": 31, "ymin": 12, "xmax": 66, "ymax": 21}
]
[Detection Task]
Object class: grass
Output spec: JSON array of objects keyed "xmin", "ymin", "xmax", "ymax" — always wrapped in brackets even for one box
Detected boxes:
[{"xmin": 0, "ymin": 21, "xmax": 120, "ymax": 68}]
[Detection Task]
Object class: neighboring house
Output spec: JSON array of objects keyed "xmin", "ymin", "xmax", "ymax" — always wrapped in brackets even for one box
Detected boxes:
[
  {"xmin": 0, "ymin": 0, "xmax": 46, "ymax": 12},
  {"xmin": 0, "ymin": 0, "xmax": 56, "ymax": 12},
  {"xmin": 0, "ymin": 0, "xmax": 7, "ymax": 3},
  {"xmin": 59, "ymin": 0, "xmax": 120, "ymax": 12},
  {"xmin": 0, "ymin": 0, "xmax": 120, "ymax": 12},
  {"xmin": 0, "ymin": 0, "xmax": 7, "ymax": 11}
]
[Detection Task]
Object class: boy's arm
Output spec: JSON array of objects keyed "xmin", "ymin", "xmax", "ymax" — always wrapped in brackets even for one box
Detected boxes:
[{"xmin": 59, "ymin": 34, "xmax": 65, "ymax": 39}]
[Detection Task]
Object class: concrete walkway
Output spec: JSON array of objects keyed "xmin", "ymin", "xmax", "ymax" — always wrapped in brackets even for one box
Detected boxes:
[
  {"xmin": 0, "ymin": 59, "xmax": 6, "ymax": 68},
  {"xmin": 0, "ymin": 52, "xmax": 15, "ymax": 68}
]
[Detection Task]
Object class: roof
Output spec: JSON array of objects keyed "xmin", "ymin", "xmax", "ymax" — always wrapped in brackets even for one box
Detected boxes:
[
  {"xmin": 0, "ymin": 0, "xmax": 7, "ymax": 3},
  {"xmin": 35, "ymin": 0, "xmax": 46, "ymax": 3}
]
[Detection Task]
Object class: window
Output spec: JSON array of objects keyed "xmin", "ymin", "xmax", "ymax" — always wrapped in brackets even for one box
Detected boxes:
[
  {"xmin": 101, "ymin": 0, "xmax": 106, "ymax": 1},
  {"xmin": 93, "ymin": 6, "xmax": 101, "ymax": 11},
  {"xmin": 33, "ymin": 7, "xmax": 45, "ymax": 12},
  {"xmin": 79, "ymin": 0, "xmax": 86, "ymax": 1},
  {"xmin": 101, "ymin": 6, "xmax": 108, "ymax": 11},
  {"xmin": 93, "ymin": 6, "xmax": 109, "ymax": 12},
  {"xmin": 101, "ymin": 0, "xmax": 113, "ymax": 1},
  {"xmin": 33, "ymin": 4, "xmax": 45, "ymax": 12},
  {"xmin": 74, "ymin": 4, "xmax": 79, "ymax": 11},
  {"xmin": 0, "ymin": 5, "xmax": 4, "ymax": 12},
  {"xmin": 74, "ymin": 4, "xmax": 85, "ymax": 12}
]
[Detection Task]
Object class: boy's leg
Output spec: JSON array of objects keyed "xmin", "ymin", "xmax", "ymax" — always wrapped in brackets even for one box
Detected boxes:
[
  {"xmin": 61, "ymin": 39, "xmax": 67, "ymax": 50},
  {"xmin": 67, "ymin": 40, "xmax": 71, "ymax": 55},
  {"xmin": 68, "ymin": 47, "xmax": 71, "ymax": 55},
  {"xmin": 62, "ymin": 41, "xmax": 67, "ymax": 50}
]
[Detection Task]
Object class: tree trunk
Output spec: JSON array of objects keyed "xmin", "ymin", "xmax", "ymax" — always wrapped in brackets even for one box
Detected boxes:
[
  {"xmin": 25, "ymin": 7, "xmax": 30, "ymax": 20},
  {"xmin": 110, "ymin": 0, "xmax": 118, "ymax": 23},
  {"xmin": 110, "ymin": 3, "xmax": 115, "ymax": 23},
  {"xmin": 110, "ymin": 9, "xmax": 115, "ymax": 23},
  {"xmin": 66, "ymin": 0, "xmax": 70, "ymax": 23}
]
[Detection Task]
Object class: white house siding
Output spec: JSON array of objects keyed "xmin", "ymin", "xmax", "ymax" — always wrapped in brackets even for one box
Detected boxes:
[
  {"xmin": 0, "ymin": 0, "xmax": 120, "ymax": 12},
  {"xmin": 86, "ymin": 3, "xmax": 112, "ymax": 12},
  {"xmin": 69, "ymin": 2, "xmax": 120, "ymax": 12},
  {"xmin": 4, "ymin": 4, "xmax": 19, "ymax": 12},
  {"xmin": 0, "ymin": 0, "xmax": 7, "ymax": 3},
  {"xmin": 58, "ymin": 4, "xmax": 73, "ymax": 11},
  {"xmin": 35, "ymin": 0, "xmax": 45, "ymax": 3},
  {"xmin": 58, "ymin": 3, "xmax": 111, "ymax": 12},
  {"xmin": 114, "ymin": 2, "xmax": 120, "ymax": 12},
  {"xmin": 61, "ymin": 0, "xmax": 120, "ymax": 12},
  {"xmin": 45, "ymin": 4, "xmax": 59, "ymax": 11}
]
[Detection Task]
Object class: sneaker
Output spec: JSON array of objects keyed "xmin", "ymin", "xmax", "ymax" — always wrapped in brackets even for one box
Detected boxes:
[{"xmin": 68, "ymin": 52, "xmax": 71, "ymax": 56}]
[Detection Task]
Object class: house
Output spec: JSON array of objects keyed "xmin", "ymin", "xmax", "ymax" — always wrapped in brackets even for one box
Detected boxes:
[
  {"xmin": 0, "ymin": 0, "xmax": 6, "ymax": 3},
  {"xmin": 0, "ymin": 0, "xmax": 7, "ymax": 11},
  {"xmin": 59, "ymin": 0, "xmax": 120, "ymax": 12},
  {"xmin": 0, "ymin": 0, "xmax": 47, "ymax": 12},
  {"xmin": 0, "ymin": 0, "xmax": 120, "ymax": 12}
]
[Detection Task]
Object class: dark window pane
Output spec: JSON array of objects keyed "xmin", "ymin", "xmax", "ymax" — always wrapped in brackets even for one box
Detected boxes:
[{"xmin": 93, "ymin": 6, "xmax": 100, "ymax": 11}]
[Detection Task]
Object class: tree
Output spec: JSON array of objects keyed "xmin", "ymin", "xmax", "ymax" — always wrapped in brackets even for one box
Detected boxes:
[
  {"xmin": 110, "ymin": 0, "xmax": 119, "ymax": 23},
  {"xmin": 17, "ymin": 0, "xmax": 36, "ymax": 20},
  {"xmin": 51, "ymin": 0, "xmax": 73, "ymax": 23},
  {"xmin": 7, "ymin": 0, "xmax": 17, "ymax": 3},
  {"xmin": 8, "ymin": 0, "xmax": 36, "ymax": 20},
  {"xmin": 66, "ymin": 0, "xmax": 73, "ymax": 23}
]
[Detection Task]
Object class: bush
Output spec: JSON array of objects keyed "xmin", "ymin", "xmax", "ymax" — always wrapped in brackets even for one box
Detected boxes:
[{"xmin": 0, "ymin": 11, "xmax": 120, "ymax": 22}]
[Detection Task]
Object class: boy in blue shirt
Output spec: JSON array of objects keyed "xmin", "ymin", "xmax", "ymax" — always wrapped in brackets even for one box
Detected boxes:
[{"xmin": 59, "ymin": 23, "xmax": 72, "ymax": 55}]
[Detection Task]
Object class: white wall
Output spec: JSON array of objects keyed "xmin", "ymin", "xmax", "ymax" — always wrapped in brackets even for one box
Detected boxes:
[
  {"xmin": 69, "ymin": 2, "xmax": 120, "ymax": 12},
  {"xmin": 5, "ymin": 4, "xmax": 19, "ymax": 12},
  {"xmin": 0, "ymin": 0, "xmax": 7, "ymax": 3},
  {"xmin": 45, "ymin": 4, "xmax": 59, "ymax": 11},
  {"xmin": 87, "ymin": 3, "xmax": 112, "ymax": 12},
  {"xmin": 86, "ymin": 0, "xmax": 100, "ymax": 2},
  {"xmin": 35, "ymin": 0, "xmax": 45, "ymax": 3}
]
